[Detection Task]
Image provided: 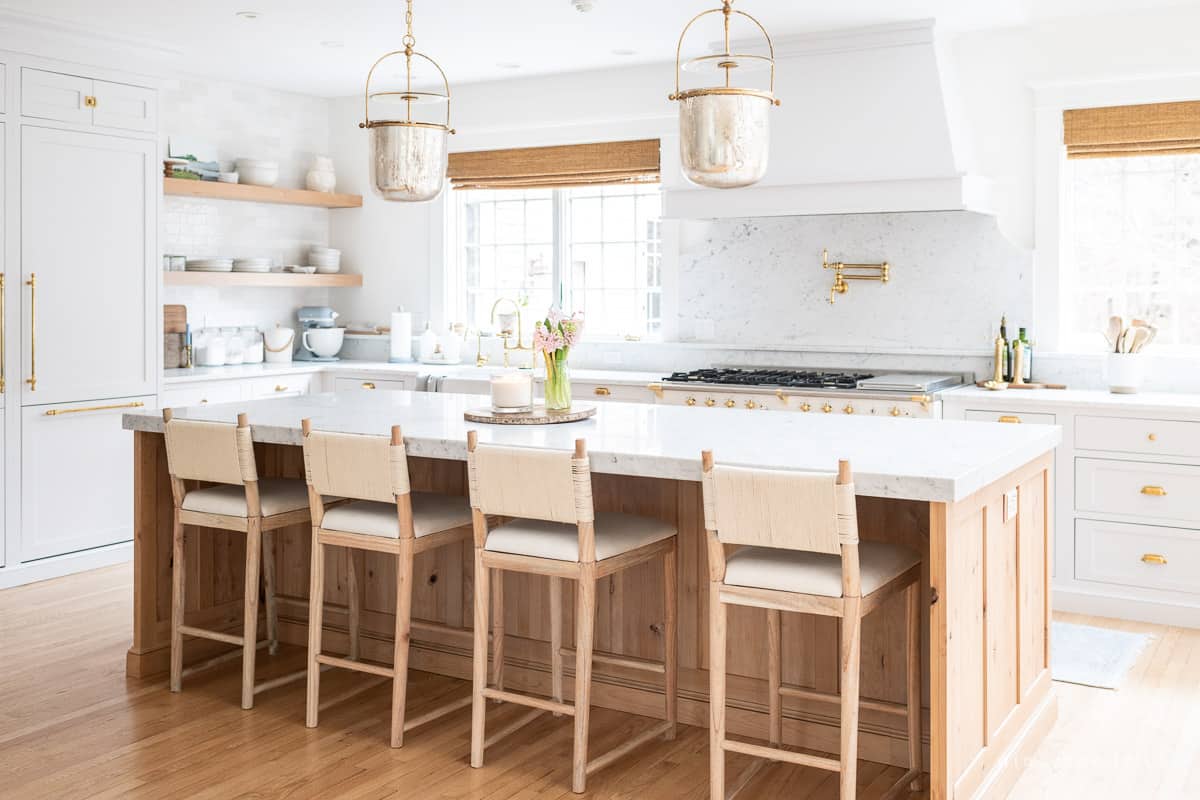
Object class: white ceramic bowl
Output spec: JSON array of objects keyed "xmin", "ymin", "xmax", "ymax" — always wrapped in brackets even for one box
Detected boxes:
[
  {"xmin": 236, "ymin": 158, "xmax": 279, "ymax": 187},
  {"xmin": 218, "ymin": 171, "xmax": 239, "ymax": 184},
  {"xmin": 309, "ymin": 246, "xmax": 341, "ymax": 256},
  {"xmin": 302, "ymin": 327, "xmax": 345, "ymax": 358}
]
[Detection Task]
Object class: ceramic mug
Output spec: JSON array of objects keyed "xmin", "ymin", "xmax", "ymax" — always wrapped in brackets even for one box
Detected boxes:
[{"xmin": 302, "ymin": 327, "xmax": 345, "ymax": 359}]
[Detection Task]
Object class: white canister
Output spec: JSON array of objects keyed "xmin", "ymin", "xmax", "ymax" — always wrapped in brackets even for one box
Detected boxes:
[
  {"xmin": 264, "ymin": 324, "xmax": 295, "ymax": 364},
  {"xmin": 305, "ymin": 155, "xmax": 337, "ymax": 193},
  {"xmin": 1105, "ymin": 352, "xmax": 1144, "ymax": 394},
  {"xmin": 241, "ymin": 326, "xmax": 264, "ymax": 364},
  {"xmin": 200, "ymin": 328, "xmax": 227, "ymax": 367},
  {"xmin": 222, "ymin": 327, "xmax": 245, "ymax": 365}
]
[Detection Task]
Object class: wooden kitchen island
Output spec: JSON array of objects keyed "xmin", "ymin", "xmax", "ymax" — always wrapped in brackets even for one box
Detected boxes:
[{"xmin": 123, "ymin": 391, "xmax": 1059, "ymax": 800}]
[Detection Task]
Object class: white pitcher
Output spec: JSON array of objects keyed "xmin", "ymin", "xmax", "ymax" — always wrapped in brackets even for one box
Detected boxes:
[{"xmin": 305, "ymin": 155, "xmax": 336, "ymax": 193}]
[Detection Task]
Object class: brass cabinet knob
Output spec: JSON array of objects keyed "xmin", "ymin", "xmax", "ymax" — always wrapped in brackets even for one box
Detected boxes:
[
  {"xmin": 362, "ymin": 382, "xmax": 376, "ymax": 390},
  {"xmin": 745, "ymin": 400, "xmax": 757, "ymax": 410},
  {"xmin": 1148, "ymin": 433, "xmax": 1158, "ymax": 441},
  {"xmin": 686, "ymin": 397, "xmax": 697, "ymax": 406},
  {"xmin": 799, "ymin": 402, "xmax": 811, "ymax": 413},
  {"xmin": 725, "ymin": 399, "xmax": 736, "ymax": 408},
  {"xmin": 84, "ymin": 95, "xmax": 97, "ymax": 108},
  {"xmin": 1141, "ymin": 553, "xmax": 1168, "ymax": 565},
  {"xmin": 843, "ymin": 404, "xmax": 854, "ymax": 414},
  {"xmin": 593, "ymin": 387, "xmax": 612, "ymax": 396},
  {"xmin": 890, "ymin": 407, "xmax": 901, "ymax": 417},
  {"xmin": 705, "ymin": 398, "xmax": 716, "ymax": 407},
  {"xmin": 822, "ymin": 403, "xmax": 833, "ymax": 413}
]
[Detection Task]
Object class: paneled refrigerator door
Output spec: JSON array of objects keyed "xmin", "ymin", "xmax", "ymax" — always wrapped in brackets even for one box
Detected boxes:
[
  {"xmin": 20, "ymin": 126, "xmax": 155, "ymax": 405},
  {"xmin": 19, "ymin": 396, "xmax": 151, "ymax": 561}
]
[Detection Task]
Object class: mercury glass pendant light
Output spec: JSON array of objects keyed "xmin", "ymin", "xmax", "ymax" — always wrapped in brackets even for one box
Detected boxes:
[
  {"xmin": 359, "ymin": 0, "xmax": 454, "ymax": 202},
  {"xmin": 668, "ymin": 0, "xmax": 780, "ymax": 189}
]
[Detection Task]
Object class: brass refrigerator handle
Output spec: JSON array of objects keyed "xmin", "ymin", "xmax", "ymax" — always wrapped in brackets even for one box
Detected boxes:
[
  {"xmin": 45, "ymin": 401, "xmax": 145, "ymax": 417},
  {"xmin": 25, "ymin": 273, "xmax": 35, "ymax": 392}
]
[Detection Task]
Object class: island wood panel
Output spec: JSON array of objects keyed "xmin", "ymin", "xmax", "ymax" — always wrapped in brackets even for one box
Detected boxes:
[{"xmin": 128, "ymin": 433, "xmax": 1054, "ymax": 797}]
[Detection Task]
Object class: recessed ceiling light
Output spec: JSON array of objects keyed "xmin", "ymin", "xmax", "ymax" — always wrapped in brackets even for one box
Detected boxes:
[
  {"xmin": 235, "ymin": 11, "xmax": 260, "ymax": 20},
  {"xmin": 321, "ymin": 40, "xmax": 344, "ymax": 48},
  {"xmin": 570, "ymin": 0, "xmax": 597, "ymax": 11},
  {"xmin": 612, "ymin": 48, "xmax": 637, "ymax": 56},
  {"xmin": 497, "ymin": 62, "xmax": 522, "ymax": 70}
]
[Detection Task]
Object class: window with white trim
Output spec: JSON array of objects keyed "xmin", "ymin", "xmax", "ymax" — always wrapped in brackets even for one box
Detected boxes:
[{"xmin": 449, "ymin": 184, "xmax": 662, "ymax": 339}]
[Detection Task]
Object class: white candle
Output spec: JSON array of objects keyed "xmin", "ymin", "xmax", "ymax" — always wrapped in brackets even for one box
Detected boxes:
[{"xmin": 491, "ymin": 371, "xmax": 533, "ymax": 412}]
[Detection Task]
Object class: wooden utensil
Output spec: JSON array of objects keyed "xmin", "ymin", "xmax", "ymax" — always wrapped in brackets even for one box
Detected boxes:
[
  {"xmin": 164, "ymin": 304, "xmax": 187, "ymax": 334},
  {"xmin": 1105, "ymin": 316, "xmax": 1123, "ymax": 351}
]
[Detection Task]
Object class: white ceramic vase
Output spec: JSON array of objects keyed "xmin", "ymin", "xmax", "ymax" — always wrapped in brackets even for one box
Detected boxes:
[
  {"xmin": 305, "ymin": 155, "xmax": 337, "ymax": 193},
  {"xmin": 1105, "ymin": 352, "xmax": 1144, "ymax": 394}
]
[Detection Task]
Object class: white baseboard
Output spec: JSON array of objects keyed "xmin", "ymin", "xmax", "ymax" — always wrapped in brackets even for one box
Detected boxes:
[
  {"xmin": 1054, "ymin": 586, "xmax": 1200, "ymax": 629},
  {"xmin": 0, "ymin": 542, "xmax": 133, "ymax": 589}
]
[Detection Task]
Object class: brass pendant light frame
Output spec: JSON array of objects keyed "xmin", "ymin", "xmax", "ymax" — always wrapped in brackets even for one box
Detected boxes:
[
  {"xmin": 668, "ymin": 1, "xmax": 781, "ymax": 107},
  {"xmin": 359, "ymin": 0, "xmax": 456, "ymax": 136}
]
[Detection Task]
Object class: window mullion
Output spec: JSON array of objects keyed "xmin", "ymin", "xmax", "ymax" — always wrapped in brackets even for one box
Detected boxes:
[{"xmin": 554, "ymin": 189, "xmax": 568, "ymax": 309}]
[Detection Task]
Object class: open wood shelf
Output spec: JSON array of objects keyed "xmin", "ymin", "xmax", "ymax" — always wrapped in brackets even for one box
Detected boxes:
[
  {"xmin": 163, "ymin": 177, "xmax": 362, "ymax": 209},
  {"xmin": 163, "ymin": 272, "xmax": 363, "ymax": 288}
]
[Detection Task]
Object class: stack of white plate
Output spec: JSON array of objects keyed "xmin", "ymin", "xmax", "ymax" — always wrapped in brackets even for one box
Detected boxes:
[
  {"xmin": 185, "ymin": 258, "xmax": 234, "ymax": 272},
  {"xmin": 308, "ymin": 247, "xmax": 341, "ymax": 274},
  {"xmin": 232, "ymin": 257, "xmax": 272, "ymax": 273}
]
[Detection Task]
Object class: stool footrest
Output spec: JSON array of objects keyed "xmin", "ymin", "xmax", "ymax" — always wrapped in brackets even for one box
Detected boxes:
[
  {"xmin": 880, "ymin": 768, "xmax": 923, "ymax": 800},
  {"xmin": 404, "ymin": 694, "xmax": 473, "ymax": 732},
  {"xmin": 722, "ymin": 738, "xmax": 841, "ymax": 772},
  {"xmin": 559, "ymin": 646, "xmax": 665, "ymax": 675},
  {"xmin": 586, "ymin": 720, "xmax": 673, "ymax": 777},
  {"xmin": 316, "ymin": 653, "xmax": 395, "ymax": 678},
  {"xmin": 481, "ymin": 687, "xmax": 574, "ymax": 716},
  {"xmin": 778, "ymin": 682, "xmax": 909, "ymax": 718},
  {"xmin": 253, "ymin": 667, "xmax": 308, "ymax": 696},
  {"xmin": 178, "ymin": 625, "xmax": 244, "ymax": 647},
  {"xmin": 483, "ymin": 708, "xmax": 546, "ymax": 750}
]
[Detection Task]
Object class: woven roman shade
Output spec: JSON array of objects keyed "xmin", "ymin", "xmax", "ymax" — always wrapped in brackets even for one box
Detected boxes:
[
  {"xmin": 1064, "ymin": 100, "xmax": 1200, "ymax": 159},
  {"xmin": 447, "ymin": 139, "xmax": 660, "ymax": 190}
]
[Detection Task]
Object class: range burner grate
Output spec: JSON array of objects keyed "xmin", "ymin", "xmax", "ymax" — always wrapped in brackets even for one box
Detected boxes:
[{"xmin": 662, "ymin": 368, "xmax": 876, "ymax": 391}]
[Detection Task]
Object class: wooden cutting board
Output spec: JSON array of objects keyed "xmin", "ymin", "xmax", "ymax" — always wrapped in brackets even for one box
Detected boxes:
[{"xmin": 164, "ymin": 304, "xmax": 187, "ymax": 334}]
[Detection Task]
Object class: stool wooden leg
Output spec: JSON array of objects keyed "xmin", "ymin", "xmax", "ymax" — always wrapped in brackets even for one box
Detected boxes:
[
  {"xmin": 905, "ymin": 581, "xmax": 923, "ymax": 790},
  {"xmin": 492, "ymin": 569, "xmax": 505, "ymax": 693},
  {"xmin": 241, "ymin": 519, "xmax": 263, "ymax": 710},
  {"xmin": 767, "ymin": 608, "xmax": 783, "ymax": 746},
  {"xmin": 305, "ymin": 536, "xmax": 326, "ymax": 728},
  {"xmin": 470, "ymin": 548, "xmax": 491, "ymax": 768},
  {"xmin": 663, "ymin": 544, "xmax": 678, "ymax": 740},
  {"xmin": 549, "ymin": 576, "xmax": 564, "ymax": 707},
  {"xmin": 709, "ymin": 583, "xmax": 727, "ymax": 800},
  {"xmin": 169, "ymin": 513, "xmax": 185, "ymax": 693},
  {"xmin": 839, "ymin": 596, "xmax": 862, "ymax": 799},
  {"xmin": 391, "ymin": 539, "xmax": 414, "ymax": 748},
  {"xmin": 347, "ymin": 549, "xmax": 361, "ymax": 661},
  {"xmin": 262, "ymin": 529, "xmax": 279, "ymax": 656},
  {"xmin": 571, "ymin": 565, "xmax": 597, "ymax": 794}
]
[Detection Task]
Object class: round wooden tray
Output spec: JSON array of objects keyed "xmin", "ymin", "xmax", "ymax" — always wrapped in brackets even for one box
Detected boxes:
[{"xmin": 464, "ymin": 404, "xmax": 597, "ymax": 425}]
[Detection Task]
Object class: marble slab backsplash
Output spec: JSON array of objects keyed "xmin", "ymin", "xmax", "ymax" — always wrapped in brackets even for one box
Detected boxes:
[{"xmin": 674, "ymin": 211, "xmax": 1032, "ymax": 353}]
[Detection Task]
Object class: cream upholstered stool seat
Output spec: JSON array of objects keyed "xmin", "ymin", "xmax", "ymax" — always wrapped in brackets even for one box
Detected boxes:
[
  {"xmin": 485, "ymin": 511, "xmax": 676, "ymax": 561},
  {"xmin": 703, "ymin": 454, "xmax": 924, "ymax": 800},
  {"xmin": 723, "ymin": 540, "xmax": 919, "ymax": 597},
  {"xmin": 302, "ymin": 421, "xmax": 477, "ymax": 748},
  {"xmin": 162, "ymin": 409, "xmax": 329, "ymax": 711},
  {"xmin": 467, "ymin": 433, "xmax": 679, "ymax": 795}
]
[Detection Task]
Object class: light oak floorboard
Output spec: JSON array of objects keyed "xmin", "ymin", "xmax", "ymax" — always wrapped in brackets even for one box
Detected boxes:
[{"xmin": 3, "ymin": 565, "xmax": 1200, "ymax": 799}]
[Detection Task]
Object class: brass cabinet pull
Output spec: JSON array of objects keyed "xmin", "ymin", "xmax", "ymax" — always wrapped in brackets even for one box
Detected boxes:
[
  {"xmin": 45, "ymin": 400, "xmax": 144, "ymax": 416},
  {"xmin": 274, "ymin": 384, "xmax": 288, "ymax": 392},
  {"xmin": 1141, "ymin": 553, "xmax": 1168, "ymax": 565},
  {"xmin": 593, "ymin": 387, "xmax": 611, "ymax": 396},
  {"xmin": 1141, "ymin": 485, "xmax": 1167, "ymax": 497},
  {"xmin": 0, "ymin": 273, "xmax": 5, "ymax": 393},
  {"xmin": 25, "ymin": 273, "xmax": 36, "ymax": 391},
  {"xmin": 84, "ymin": 95, "xmax": 97, "ymax": 108},
  {"xmin": 361, "ymin": 382, "xmax": 376, "ymax": 390},
  {"xmin": 998, "ymin": 415, "xmax": 1021, "ymax": 424}
]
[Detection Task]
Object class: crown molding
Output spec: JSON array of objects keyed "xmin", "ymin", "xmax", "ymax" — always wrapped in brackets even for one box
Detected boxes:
[{"xmin": 0, "ymin": 8, "xmax": 183, "ymax": 62}]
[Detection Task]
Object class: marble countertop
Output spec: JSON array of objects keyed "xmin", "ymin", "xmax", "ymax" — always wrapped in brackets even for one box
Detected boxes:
[
  {"xmin": 124, "ymin": 390, "xmax": 1060, "ymax": 503},
  {"xmin": 943, "ymin": 385, "xmax": 1200, "ymax": 414},
  {"xmin": 164, "ymin": 361, "xmax": 664, "ymax": 386}
]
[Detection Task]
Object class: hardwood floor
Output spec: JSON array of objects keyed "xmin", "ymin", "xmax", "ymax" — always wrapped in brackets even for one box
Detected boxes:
[{"xmin": 1, "ymin": 564, "xmax": 1197, "ymax": 800}]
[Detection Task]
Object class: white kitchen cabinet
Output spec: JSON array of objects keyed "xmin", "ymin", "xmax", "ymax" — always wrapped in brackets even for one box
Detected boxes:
[
  {"xmin": 1076, "ymin": 519, "xmax": 1200, "ymax": 597},
  {"xmin": 334, "ymin": 375, "xmax": 418, "ymax": 393},
  {"xmin": 21, "ymin": 69, "xmax": 156, "ymax": 132},
  {"xmin": 248, "ymin": 373, "xmax": 314, "ymax": 399},
  {"xmin": 0, "ymin": 64, "xmax": 6, "ymax": 114},
  {"xmin": 20, "ymin": 126, "xmax": 156, "ymax": 405},
  {"xmin": 0, "ymin": 408, "xmax": 5, "ymax": 568},
  {"xmin": 161, "ymin": 379, "xmax": 245, "ymax": 409},
  {"xmin": 572, "ymin": 380, "xmax": 657, "ymax": 403},
  {"xmin": 20, "ymin": 396, "xmax": 152, "ymax": 561}
]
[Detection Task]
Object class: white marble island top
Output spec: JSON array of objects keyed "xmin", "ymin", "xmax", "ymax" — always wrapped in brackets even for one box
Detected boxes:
[{"xmin": 124, "ymin": 390, "xmax": 1060, "ymax": 503}]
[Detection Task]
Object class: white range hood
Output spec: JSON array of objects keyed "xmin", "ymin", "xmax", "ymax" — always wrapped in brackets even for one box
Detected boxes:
[{"xmin": 663, "ymin": 19, "xmax": 992, "ymax": 219}]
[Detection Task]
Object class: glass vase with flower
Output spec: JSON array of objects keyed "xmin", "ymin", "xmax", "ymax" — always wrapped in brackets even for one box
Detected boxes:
[{"xmin": 533, "ymin": 309, "xmax": 584, "ymax": 411}]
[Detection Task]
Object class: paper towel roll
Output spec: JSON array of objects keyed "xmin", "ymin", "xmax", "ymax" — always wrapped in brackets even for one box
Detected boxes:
[{"xmin": 389, "ymin": 309, "xmax": 413, "ymax": 363}]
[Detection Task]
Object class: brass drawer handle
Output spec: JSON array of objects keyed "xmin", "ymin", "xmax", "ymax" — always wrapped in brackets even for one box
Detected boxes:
[
  {"xmin": 274, "ymin": 384, "xmax": 288, "ymax": 392},
  {"xmin": 45, "ymin": 400, "xmax": 144, "ymax": 416},
  {"xmin": 361, "ymin": 382, "xmax": 376, "ymax": 390},
  {"xmin": 998, "ymin": 415, "xmax": 1021, "ymax": 424},
  {"xmin": 1141, "ymin": 553, "xmax": 1168, "ymax": 565},
  {"xmin": 1141, "ymin": 486, "xmax": 1167, "ymax": 497},
  {"xmin": 25, "ymin": 273, "xmax": 36, "ymax": 391},
  {"xmin": 593, "ymin": 387, "xmax": 611, "ymax": 396}
]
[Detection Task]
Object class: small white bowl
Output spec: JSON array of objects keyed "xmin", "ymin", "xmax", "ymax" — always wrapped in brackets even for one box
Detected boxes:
[
  {"xmin": 308, "ymin": 247, "xmax": 341, "ymax": 256},
  {"xmin": 236, "ymin": 158, "xmax": 279, "ymax": 187},
  {"xmin": 218, "ymin": 172, "xmax": 239, "ymax": 184}
]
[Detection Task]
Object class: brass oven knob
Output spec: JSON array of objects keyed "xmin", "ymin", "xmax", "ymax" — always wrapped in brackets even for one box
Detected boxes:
[
  {"xmin": 799, "ymin": 402, "xmax": 811, "ymax": 413},
  {"xmin": 745, "ymin": 400, "xmax": 758, "ymax": 410},
  {"xmin": 822, "ymin": 403, "xmax": 833, "ymax": 414},
  {"xmin": 725, "ymin": 399, "xmax": 736, "ymax": 408},
  {"xmin": 843, "ymin": 404, "xmax": 854, "ymax": 414},
  {"xmin": 686, "ymin": 397, "xmax": 697, "ymax": 406},
  {"xmin": 705, "ymin": 398, "xmax": 716, "ymax": 407},
  {"xmin": 890, "ymin": 407, "xmax": 901, "ymax": 417}
]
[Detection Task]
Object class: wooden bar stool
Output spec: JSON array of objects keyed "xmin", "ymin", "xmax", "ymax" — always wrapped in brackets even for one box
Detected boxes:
[
  {"xmin": 466, "ymin": 432, "xmax": 679, "ymax": 794},
  {"xmin": 701, "ymin": 452, "xmax": 923, "ymax": 800},
  {"xmin": 301, "ymin": 420, "xmax": 477, "ymax": 747},
  {"xmin": 163, "ymin": 409, "xmax": 318, "ymax": 709}
]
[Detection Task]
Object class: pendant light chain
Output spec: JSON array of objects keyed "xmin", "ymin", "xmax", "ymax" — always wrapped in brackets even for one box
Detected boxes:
[
  {"xmin": 403, "ymin": 0, "xmax": 416, "ymax": 49},
  {"xmin": 404, "ymin": 0, "xmax": 415, "ymax": 123}
]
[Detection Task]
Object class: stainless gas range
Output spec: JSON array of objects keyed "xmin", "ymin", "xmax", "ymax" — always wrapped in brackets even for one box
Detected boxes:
[{"xmin": 652, "ymin": 368, "xmax": 964, "ymax": 419}]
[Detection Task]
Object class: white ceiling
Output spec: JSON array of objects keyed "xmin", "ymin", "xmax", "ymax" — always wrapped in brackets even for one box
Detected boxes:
[{"xmin": 1, "ymin": 0, "xmax": 1192, "ymax": 97}]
